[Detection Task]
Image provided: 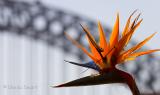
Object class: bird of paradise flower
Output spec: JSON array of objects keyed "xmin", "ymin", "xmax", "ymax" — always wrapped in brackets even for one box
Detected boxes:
[{"xmin": 53, "ymin": 11, "xmax": 160, "ymax": 95}]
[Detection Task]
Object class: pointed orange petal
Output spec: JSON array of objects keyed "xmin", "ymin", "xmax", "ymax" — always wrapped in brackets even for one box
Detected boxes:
[
  {"xmin": 98, "ymin": 21, "xmax": 108, "ymax": 48},
  {"xmin": 130, "ymin": 13, "xmax": 141, "ymax": 29},
  {"xmin": 125, "ymin": 57, "xmax": 136, "ymax": 61},
  {"xmin": 122, "ymin": 10, "xmax": 137, "ymax": 37},
  {"xmin": 118, "ymin": 32, "xmax": 156, "ymax": 63},
  {"xmin": 98, "ymin": 21, "xmax": 109, "ymax": 56},
  {"xmin": 124, "ymin": 19, "xmax": 143, "ymax": 46},
  {"xmin": 110, "ymin": 13, "xmax": 119, "ymax": 48},
  {"xmin": 80, "ymin": 24, "xmax": 103, "ymax": 52},
  {"xmin": 118, "ymin": 49, "xmax": 160, "ymax": 64},
  {"xmin": 130, "ymin": 32, "xmax": 156, "ymax": 53},
  {"xmin": 117, "ymin": 53, "xmax": 128, "ymax": 63},
  {"xmin": 65, "ymin": 33, "xmax": 98, "ymax": 62},
  {"xmin": 122, "ymin": 49, "xmax": 160, "ymax": 62},
  {"xmin": 129, "ymin": 49, "xmax": 160, "ymax": 58},
  {"xmin": 117, "ymin": 32, "xmax": 132, "ymax": 53},
  {"xmin": 86, "ymin": 35, "xmax": 101, "ymax": 60},
  {"xmin": 117, "ymin": 19, "xmax": 143, "ymax": 53},
  {"xmin": 86, "ymin": 35, "xmax": 108, "ymax": 69}
]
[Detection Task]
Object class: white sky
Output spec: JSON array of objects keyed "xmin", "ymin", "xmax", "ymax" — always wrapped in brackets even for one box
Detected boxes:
[{"xmin": 42, "ymin": 0, "xmax": 160, "ymax": 55}]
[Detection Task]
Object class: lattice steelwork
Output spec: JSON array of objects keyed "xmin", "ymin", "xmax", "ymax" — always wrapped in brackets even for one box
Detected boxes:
[{"xmin": 0, "ymin": 0, "xmax": 160, "ymax": 95}]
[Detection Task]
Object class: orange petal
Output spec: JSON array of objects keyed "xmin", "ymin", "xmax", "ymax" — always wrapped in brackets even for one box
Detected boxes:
[
  {"xmin": 124, "ymin": 19, "xmax": 143, "ymax": 46},
  {"xmin": 118, "ymin": 32, "xmax": 157, "ymax": 63},
  {"xmin": 129, "ymin": 49, "xmax": 160, "ymax": 58},
  {"xmin": 117, "ymin": 32, "xmax": 132, "ymax": 54},
  {"xmin": 118, "ymin": 49, "xmax": 160, "ymax": 64},
  {"xmin": 110, "ymin": 13, "xmax": 119, "ymax": 48},
  {"xmin": 80, "ymin": 24, "xmax": 103, "ymax": 52},
  {"xmin": 117, "ymin": 19, "xmax": 143, "ymax": 53},
  {"xmin": 65, "ymin": 33, "xmax": 98, "ymax": 62},
  {"xmin": 87, "ymin": 35, "xmax": 101, "ymax": 60},
  {"xmin": 130, "ymin": 13, "xmax": 141, "ymax": 29},
  {"xmin": 98, "ymin": 21, "xmax": 109, "ymax": 56},
  {"xmin": 122, "ymin": 49, "xmax": 160, "ymax": 62},
  {"xmin": 87, "ymin": 35, "xmax": 108, "ymax": 69},
  {"xmin": 125, "ymin": 57, "xmax": 136, "ymax": 61},
  {"xmin": 122, "ymin": 10, "xmax": 137, "ymax": 37},
  {"xmin": 117, "ymin": 53, "xmax": 128, "ymax": 63},
  {"xmin": 122, "ymin": 32, "xmax": 156, "ymax": 57}
]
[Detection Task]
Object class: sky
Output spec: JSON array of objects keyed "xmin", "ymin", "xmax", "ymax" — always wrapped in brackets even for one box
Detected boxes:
[{"xmin": 41, "ymin": 0, "xmax": 160, "ymax": 55}]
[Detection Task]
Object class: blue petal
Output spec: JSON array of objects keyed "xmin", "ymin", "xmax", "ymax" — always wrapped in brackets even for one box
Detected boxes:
[
  {"xmin": 87, "ymin": 61, "xmax": 101, "ymax": 71},
  {"xmin": 64, "ymin": 60, "xmax": 100, "ymax": 71}
]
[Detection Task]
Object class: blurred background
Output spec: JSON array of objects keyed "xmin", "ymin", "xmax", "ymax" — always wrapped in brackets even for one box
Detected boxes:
[{"xmin": 0, "ymin": 0, "xmax": 160, "ymax": 95}]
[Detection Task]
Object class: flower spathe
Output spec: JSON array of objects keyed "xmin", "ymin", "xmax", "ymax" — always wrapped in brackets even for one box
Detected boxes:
[{"xmin": 53, "ymin": 11, "xmax": 160, "ymax": 95}]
